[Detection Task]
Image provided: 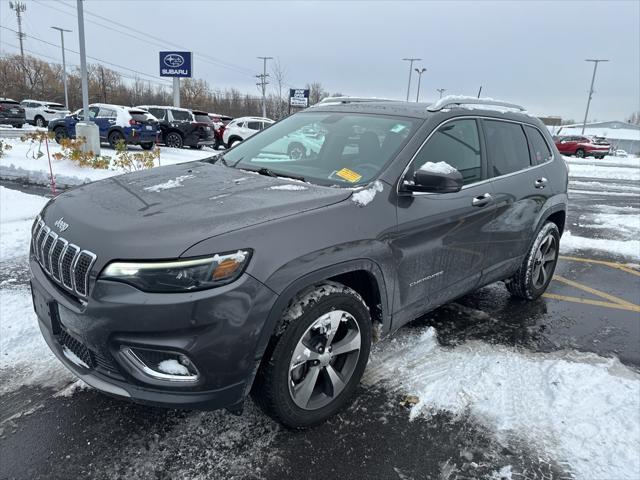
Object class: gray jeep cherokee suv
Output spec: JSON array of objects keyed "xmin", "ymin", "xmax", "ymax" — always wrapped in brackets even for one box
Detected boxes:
[{"xmin": 30, "ymin": 97, "xmax": 567, "ymax": 428}]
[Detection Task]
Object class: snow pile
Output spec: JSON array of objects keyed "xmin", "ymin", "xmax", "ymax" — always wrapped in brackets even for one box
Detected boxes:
[
  {"xmin": 561, "ymin": 230, "xmax": 640, "ymax": 260},
  {"xmin": 157, "ymin": 359, "xmax": 189, "ymax": 376},
  {"xmin": 0, "ymin": 186, "xmax": 47, "ymax": 261},
  {"xmin": 0, "ymin": 137, "xmax": 212, "ymax": 187},
  {"xmin": 268, "ymin": 184, "xmax": 307, "ymax": 191},
  {"xmin": 568, "ymin": 163, "xmax": 640, "ymax": 181},
  {"xmin": 144, "ymin": 174, "xmax": 195, "ymax": 192},
  {"xmin": 351, "ymin": 180, "xmax": 384, "ymax": 207},
  {"xmin": 418, "ymin": 161, "xmax": 458, "ymax": 175},
  {"xmin": 367, "ymin": 327, "xmax": 640, "ymax": 480},
  {"xmin": 0, "ymin": 288, "xmax": 73, "ymax": 394}
]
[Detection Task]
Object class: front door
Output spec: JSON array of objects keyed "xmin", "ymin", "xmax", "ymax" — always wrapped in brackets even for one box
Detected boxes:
[{"xmin": 392, "ymin": 118, "xmax": 497, "ymax": 326}]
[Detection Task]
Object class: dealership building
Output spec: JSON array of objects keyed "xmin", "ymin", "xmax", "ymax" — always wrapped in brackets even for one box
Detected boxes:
[{"xmin": 553, "ymin": 121, "xmax": 640, "ymax": 155}]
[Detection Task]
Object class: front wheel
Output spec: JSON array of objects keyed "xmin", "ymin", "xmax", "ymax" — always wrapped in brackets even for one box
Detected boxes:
[
  {"xmin": 35, "ymin": 116, "xmax": 46, "ymax": 128},
  {"xmin": 505, "ymin": 222, "xmax": 560, "ymax": 300},
  {"xmin": 108, "ymin": 130, "xmax": 125, "ymax": 149},
  {"xmin": 252, "ymin": 282, "xmax": 372, "ymax": 428},
  {"xmin": 575, "ymin": 148, "xmax": 585, "ymax": 158}
]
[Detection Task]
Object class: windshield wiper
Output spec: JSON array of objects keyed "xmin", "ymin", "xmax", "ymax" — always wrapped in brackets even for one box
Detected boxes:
[{"xmin": 242, "ymin": 167, "xmax": 305, "ymax": 182}]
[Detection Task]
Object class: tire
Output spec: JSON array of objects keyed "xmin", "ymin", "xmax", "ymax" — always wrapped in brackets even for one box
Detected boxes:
[
  {"xmin": 54, "ymin": 126, "xmax": 68, "ymax": 144},
  {"xmin": 34, "ymin": 116, "xmax": 45, "ymax": 128},
  {"xmin": 140, "ymin": 142, "xmax": 154, "ymax": 150},
  {"xmin": 165, "ymin": 131, "xmax": 183, "ymax": 148},
  {"xmin": 505, "ymin": 222, "xmax": 560, "ymax": 300},
  {"xmin": 252, "ymin": 282, "xmax": 372, "ymax": 428},
  {"xmin": 287, "ymin": 142, "xmax": 306, "ymax": 160},
  {"xmin": 575, "ymin": 148, "xmax": 585, "ymax": 158},
  {"xmin": 108, "ymin": 130, "xmax": 125, "ymax": 149},
  {"xmin": 227, "ymin": 137, "xmax": 241, "ymax": 148}
]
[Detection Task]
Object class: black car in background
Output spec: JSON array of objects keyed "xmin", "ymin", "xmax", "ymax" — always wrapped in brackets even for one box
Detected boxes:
[
  {"xmin": 137, "ymin": 105, "xmax": 215, "ymax": 149},
  {"xmin": 0, "ymin": 98, "xmax": 26, "ymax": 128}
]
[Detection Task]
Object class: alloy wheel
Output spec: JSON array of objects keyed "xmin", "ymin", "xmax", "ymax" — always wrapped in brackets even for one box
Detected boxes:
[
  {"xmin": 532, "ymin": 234, "xmax": 557, "ymax": 289},
  {"xmin": 288, "ymin": 310, "xmax": 361, "ymax": 410}
]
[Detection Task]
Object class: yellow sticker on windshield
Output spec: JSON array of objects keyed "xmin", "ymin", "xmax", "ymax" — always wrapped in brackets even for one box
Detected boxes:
[{"xmin": 336, "ymin": 168, "xmax": 362, "ymax": 183}]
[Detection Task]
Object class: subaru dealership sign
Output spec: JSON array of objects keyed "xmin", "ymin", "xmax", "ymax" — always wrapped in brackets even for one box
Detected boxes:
[{"xmin": 159, "ymin": 51, "xmax": 192, "ymax": 77}]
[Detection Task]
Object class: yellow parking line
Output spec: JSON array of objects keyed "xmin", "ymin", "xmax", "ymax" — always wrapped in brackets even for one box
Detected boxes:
[
  {"xmin": 543, "ymin": 293, "xmax": 640, "ymax": 313},
  {"xmin": 553, "ymin": 275, "xmax": 638, "ymax": 307},
  {"xmin": 559, "ymin": 255, "xmax": 640, "ymax": 277}
]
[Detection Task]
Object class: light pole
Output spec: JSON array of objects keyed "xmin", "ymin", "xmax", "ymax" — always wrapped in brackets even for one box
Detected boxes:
[
  {"xmin": 257, "ymin": 56, "xmax": 273, "ymax": 118},
  {"xmin": 51, "ymin": 26, "xmax": 71, "ymax": 109},
  {"xmin": 414, "ymin": 67, "xmax": 426, "ymax": 102},
  {"xmin": 437, "ymin": 88, "xmax": 446, "ymax": 99},
  {"xmin": 75, "ymin": 0, "xmax": 99, "ymax": 154},
  {"xmin": 402, "ymin": 57, "xmax": 421, "ymax": 102},
  {"xmin": 581, "ymin": 59, "xmax": 609, "ymax": 134}
]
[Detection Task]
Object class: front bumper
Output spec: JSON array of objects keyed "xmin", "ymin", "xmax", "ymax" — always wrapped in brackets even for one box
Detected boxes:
[{"xmin": 30, "ymin": 257, "xmax": 278, "ymax": 410}]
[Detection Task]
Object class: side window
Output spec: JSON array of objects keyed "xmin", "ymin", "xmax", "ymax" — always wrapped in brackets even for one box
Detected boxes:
[
  {"xmin": 410, "ymin": 119, "xmax": 482, "ymax": 185},
  {"xmin": 484, "ymin": 120, "xmax": 531, "ymax": 177},
  {"xmin": 97, "ymin": 107, "xmax": 115, "ymax": 118},
  {"xmin": 524, "ymin": 125, "xmax": 552, "ymax": 165},
  {"xmin": 148, "ymin": 108, "xmax": 165, "ymax": 120},
  {"xmin": 247, "ymin": 121, "xmax": 262, "ymax": 130}
]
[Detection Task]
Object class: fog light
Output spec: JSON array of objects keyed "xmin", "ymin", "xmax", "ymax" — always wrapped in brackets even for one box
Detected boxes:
[{"xmin": 120, "ymin": 347, "xmax": 199, "ymax": 383}]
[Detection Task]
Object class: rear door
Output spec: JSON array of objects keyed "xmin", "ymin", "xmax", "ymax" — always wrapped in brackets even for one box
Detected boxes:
[
  {"xmin": 394, "ymin": 118, "xmax": 497, "ymax": 324},
  {"xmin": 480, "ymin": 119, "xmax": 552, "ymax": 281},
  {"xmin": 95, "ymin": 107, "xmax": 117, "ymax": 140}
]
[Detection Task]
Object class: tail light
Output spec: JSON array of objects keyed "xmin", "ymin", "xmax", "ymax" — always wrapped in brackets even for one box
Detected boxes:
[{"xmin": 129, "ymin": 119, "xmax": 140, "ymax": 126}]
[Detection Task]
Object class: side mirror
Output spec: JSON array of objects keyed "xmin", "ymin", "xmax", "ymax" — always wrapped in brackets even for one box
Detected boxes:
[{"xmin": 403, "ymin": 169, "xmax": 464, "ymax": 194}]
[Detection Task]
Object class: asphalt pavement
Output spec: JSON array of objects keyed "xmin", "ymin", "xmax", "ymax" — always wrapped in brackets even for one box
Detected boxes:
[{"xmin": 1, "ymin": 175, "xmax": 638, "ymax": 480}]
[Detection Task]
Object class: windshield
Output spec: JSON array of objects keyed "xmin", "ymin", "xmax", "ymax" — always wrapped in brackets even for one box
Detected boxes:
[{"xmin": 221, "ymin": 112, "xmax": 418, "ymax": 186}]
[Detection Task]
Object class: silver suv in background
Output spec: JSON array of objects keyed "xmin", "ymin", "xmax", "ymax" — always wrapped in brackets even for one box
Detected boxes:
[
  {"xmin": 223, "ymin": 116, "xmax": 274, "ymax": 148},
  {"xmin": 21, "ymin": 99, "xmax": 70, "ymax": 127}
]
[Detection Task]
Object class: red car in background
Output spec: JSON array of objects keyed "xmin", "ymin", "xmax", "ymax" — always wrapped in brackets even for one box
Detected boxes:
[
  {"xmin": 208, "ymin": 113, "xmax": 233, "ymax": 150},
  {"xmin": 554, "ymin": 135, "xmax": 610, "ymax": 159}
]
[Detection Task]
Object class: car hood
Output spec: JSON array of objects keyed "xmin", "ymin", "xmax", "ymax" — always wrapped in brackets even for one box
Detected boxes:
[{"xmin": 41, "ymin": 161, "xmax": 351, "ymax": 261}]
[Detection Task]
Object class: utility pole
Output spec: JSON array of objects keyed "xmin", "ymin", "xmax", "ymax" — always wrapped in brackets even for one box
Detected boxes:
[
  {"xmin": 75, "ymin": 0, "xmax": 99, "ymax": 154},
  {"xmin": 402, "ymin": 58, "xmax": 421, "ymax": 102},
  {"xmin": 437, "ymin": 88, "xmax": 446, "ymax": 99},
  {"xmin": 257, "ymin": 56, "xmax": 273, "ymax": 118},
  {"xmin": 9, "ymin": 2, "xmax": 26, "ymax": 60},
  {"xmin": 51, "ymin": 27, "xmax": 71, "ymax": 109},
  {"xmin": 414, "ymin": 67, "xmax": 426, "ymax": 102},
  {"xmin": 581, "ymin": 59, "xmax": 609, "ymax": 134}
]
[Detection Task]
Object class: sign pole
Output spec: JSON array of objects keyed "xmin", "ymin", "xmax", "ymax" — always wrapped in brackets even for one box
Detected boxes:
[{"xmin": 173, "ymin": 77, "xmax": 180, "ymax": 107}]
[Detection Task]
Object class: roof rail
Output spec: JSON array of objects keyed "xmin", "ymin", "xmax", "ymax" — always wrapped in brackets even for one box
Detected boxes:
[
  {"xmin": 316, "ymin": 96, "xmax": 395, "ymax": 105},
  {"xmin": 427, "ymin": 95, "xmax": 526, "ymax": 112}
]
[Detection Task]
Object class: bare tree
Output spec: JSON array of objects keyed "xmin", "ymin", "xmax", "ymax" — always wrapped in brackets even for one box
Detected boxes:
[
  {"xmin": 627, "ymin": 111, "xmax": 640, "ymax": 125},
  {"xmin": 271, "ymin": 58, "xmax": 288, "ymax": 119}
]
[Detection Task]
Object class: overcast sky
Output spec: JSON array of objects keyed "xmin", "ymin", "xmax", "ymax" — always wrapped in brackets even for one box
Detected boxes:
[{"xmin": 1, "ymin": 0, "xmax": 638, "ymax": 121}]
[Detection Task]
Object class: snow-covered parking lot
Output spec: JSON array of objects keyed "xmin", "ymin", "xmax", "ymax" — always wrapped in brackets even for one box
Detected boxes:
[{"xmin": 1, "ymin": 152, "xmax": 639, "ymax": 479}]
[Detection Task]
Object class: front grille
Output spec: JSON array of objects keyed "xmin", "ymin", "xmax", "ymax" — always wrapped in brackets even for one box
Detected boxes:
[
  {"xmin": 59, "ymin": 329, "xmax": 95, "ymax": 368},
  {"xmin": 32, "ymin": 216, "xmax": 97, "ymax": 298}
]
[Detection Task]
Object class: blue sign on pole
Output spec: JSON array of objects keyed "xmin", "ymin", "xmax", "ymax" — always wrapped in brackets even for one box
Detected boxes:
[{"xmin": 159, "ymin": 51, "xmax": 192, "ymax": 78}]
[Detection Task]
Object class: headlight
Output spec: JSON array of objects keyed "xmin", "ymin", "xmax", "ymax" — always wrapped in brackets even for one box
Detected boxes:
[{"xmin": 100, "ymin": 250, "xmax": 251, "ymax": 292}]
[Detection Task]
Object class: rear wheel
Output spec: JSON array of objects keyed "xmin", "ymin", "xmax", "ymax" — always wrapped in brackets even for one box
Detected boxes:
[
  {"xmin": 54, "ymin": 126, "xmax": 68, "ymax": 144},
  {"xmin": 505, "ymin": 222, "xmax": 560, "ymax": 300},
  {"xmin": 108, "ymin": 130, "xmax": 125, "ymax": 149},
  {"xmin": 140, "ymin": 142, "xmax": 154, "ymax": 150},
  {"xmin": 165, "ymin": 131, "xmax": 183, "ymax": 148},
  {"xmin": 575, "ymin": 148, "xmax": 585, "ymax": 158},
  {"xmin": 252, "ymin": 282, "xmax": 372, "ymax": 428}
]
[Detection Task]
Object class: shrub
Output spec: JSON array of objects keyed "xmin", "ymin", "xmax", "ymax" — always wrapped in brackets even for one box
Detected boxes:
[
  {"xmin": 20, "ymin": 131, "xmax": 53, "ymax": 160},
  {"xmin": 52, "ymin": 137, "xmax": 111, "ymax": 169},
  {"xmin": 111, "ymin": 140, "xmax": 159, "ymax": 172},
  {"xmin": 0, "ymin": 139, "xmax": 11, "ymax": 158}
]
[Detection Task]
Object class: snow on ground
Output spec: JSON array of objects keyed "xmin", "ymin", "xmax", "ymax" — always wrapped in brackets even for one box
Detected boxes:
[
  {"xmin": 0, "ymin": 186, "xmax": 48, "ymax": 262},
  {"xmin": 567, "ymin": 162, "xmax": 640, "ymax": 181},
  {"xmin": 0, "ymin": 137, "xmax": 214, "ymax": 187},
  {"xmin": 366, "ymin": 326, "xmax": 640, "ymax": 480},
  {"xmin": 561, "ymin": 231, "xmax": 640, "ymax": 260}
]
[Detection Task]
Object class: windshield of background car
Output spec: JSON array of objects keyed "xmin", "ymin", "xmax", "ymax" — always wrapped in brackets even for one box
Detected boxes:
[{"xmin": 223, "ymin": 112, "xmax": 418, "ymax": 186}]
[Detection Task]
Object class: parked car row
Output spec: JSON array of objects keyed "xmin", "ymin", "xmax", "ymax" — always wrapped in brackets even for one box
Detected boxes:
[{"xmin": 0, "ymin": 97, "xmax": 72, "ymax": 128}]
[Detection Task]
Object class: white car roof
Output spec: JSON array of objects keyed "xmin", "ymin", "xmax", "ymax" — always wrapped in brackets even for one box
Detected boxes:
[
  {"xmin": 233, "ymin": 116, "xmax": 274, "ymax": 123},
  {"xmin": 137, "ymin": 105, "xmax": 192, "ymax": 112}
]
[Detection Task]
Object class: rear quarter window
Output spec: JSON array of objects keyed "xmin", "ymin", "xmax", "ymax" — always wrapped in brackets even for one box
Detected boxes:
[
  {"xmin": 193, "ymin": 114, "xmax": 213, "ymax": 124},
  {"xmin": 484, "ymin": 120, "xmax": 531, "ymax": 177},
  {"xmin": 171, "ymin": 110, "xmax": 192, "ymax": 122},
  {"xmin": 524, "ymin": 125, "xmax": 553, "ymax": 165}
]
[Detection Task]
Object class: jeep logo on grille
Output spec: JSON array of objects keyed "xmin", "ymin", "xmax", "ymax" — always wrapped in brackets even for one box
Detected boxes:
[{"xmin": 54, "ymin": 217, "xmax": 69, "ymax": 232}]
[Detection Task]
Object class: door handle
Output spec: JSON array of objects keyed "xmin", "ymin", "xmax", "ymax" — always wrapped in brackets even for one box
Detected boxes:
[
  {"xmin": 472, "ymin": 193, "xmax": 493, "ymax": 207},
  {"xmin": 534, "ymin": 177, "xmax": 548, "ymax": 189}
]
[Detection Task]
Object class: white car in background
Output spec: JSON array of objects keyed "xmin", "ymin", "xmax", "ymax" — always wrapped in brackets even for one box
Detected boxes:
[
  {"xmin": 20, "ymin": 99, "xmax": 70, "ymax": 127},
  {"xmin": 614, "ymin": 149, "xmax": 628, "ymax": 157},
  {"xmin": 223, "ymin": 116, "xmax": 274, "ymax": 148}
]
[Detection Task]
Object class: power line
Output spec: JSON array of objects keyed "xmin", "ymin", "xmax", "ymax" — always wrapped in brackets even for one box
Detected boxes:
[{"xmin": 0, "ymin": 25, "xmax": 171, "ymax": 85}]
